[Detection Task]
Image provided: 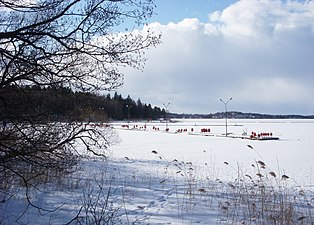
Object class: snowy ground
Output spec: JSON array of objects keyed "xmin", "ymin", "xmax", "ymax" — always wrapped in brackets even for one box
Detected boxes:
[
  {"xmin": 1, "ymin": 119, "xmax": 314, "ymax": 224},
  {"xmin": 110, "ymin": 119, "xmax": 314, "ymax": 187}
]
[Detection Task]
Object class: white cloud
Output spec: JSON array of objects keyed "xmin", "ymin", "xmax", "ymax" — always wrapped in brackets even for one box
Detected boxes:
[
  {"xmin": 228, "ymin": 77, "xmax": 312, "ymax": 103},
  {"xmin": 119, "ymin": 0, "xmax": 314, "ymax": 114}
]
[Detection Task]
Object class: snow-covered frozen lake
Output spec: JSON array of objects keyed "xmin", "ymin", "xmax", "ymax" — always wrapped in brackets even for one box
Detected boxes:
[
  {"xmin": 3, "ymin": 119, "xmax": 314, "ymax": 225},
  {"xmin": 110, "ymin": 119, "xmax": 314, "ymax": 187}
]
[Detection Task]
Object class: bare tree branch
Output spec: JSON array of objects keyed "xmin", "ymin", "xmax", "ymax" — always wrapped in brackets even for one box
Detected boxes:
[{"xmin": 0, "ymin": 0, "xmax": 159, "ymax": 222}]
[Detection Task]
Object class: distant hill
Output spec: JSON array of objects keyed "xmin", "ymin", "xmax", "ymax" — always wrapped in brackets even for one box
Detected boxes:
[{"xmin": 169, "ymin": 111, "xmax": 314, "ymax": 119}]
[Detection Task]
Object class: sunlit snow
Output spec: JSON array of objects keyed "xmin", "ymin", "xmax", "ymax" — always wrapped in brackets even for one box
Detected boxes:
[{"xmin": 2, "ymin": 119, "xmax": 314, "ymax": 224}]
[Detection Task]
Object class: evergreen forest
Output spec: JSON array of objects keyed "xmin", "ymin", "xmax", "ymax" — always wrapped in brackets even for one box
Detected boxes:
[{"xmin": 0, "ymin": 85, "xmax": 166, "ymax": 122}]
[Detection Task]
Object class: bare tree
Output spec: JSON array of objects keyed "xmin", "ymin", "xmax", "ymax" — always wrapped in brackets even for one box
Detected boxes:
[
  {"xmin": 0, "ymin": 0, "xmax": 160, "ymax": 220},
  {"xmin": 0, "ymin": 0, "xmax": 159, "ymax": 91}
]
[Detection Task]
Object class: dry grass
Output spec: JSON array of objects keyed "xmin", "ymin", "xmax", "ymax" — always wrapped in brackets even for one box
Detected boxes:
[{"xmin": 151, "ymin": 149, "xmax": 314, "ymax": 224}]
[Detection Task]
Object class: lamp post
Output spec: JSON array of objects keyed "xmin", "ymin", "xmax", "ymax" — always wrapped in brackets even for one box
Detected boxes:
[
  {"xmin": 126, "ymin": 104, "xmax": 132, "ymax": 128},
  {"xmin": 220, "ymin": 98, "xmax": 232, "ymax": 137},
  {"xmin": 163, "ymin": 102, "xmax": 170, "ymax": 131}
]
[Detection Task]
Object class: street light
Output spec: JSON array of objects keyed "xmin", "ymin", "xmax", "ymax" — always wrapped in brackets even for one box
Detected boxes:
[
  {"xmin": 220, "ymin": 98, "xmax": 232, "ymax": 137},
  {"xmin": 163, "ymin": 102, "xmax": 170, "ymax": 131},
  {"xmin": 126, "ymin": 104, "xmax": 132, "ymax": 128}
]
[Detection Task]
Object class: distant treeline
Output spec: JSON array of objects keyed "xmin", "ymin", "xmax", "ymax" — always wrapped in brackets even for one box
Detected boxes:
[
  {"xmin": 169, "ymin": 111, "xmax": 314, "ymax": 119},
  {"xmin": 0, "ymin": 85, "xmax": 166, "ymax": 122}
]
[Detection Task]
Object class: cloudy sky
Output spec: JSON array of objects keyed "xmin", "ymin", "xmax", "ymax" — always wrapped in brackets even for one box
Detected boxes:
[{"xmin": 118, "ymin": 0, "xmax": 314, "ymax": 115}]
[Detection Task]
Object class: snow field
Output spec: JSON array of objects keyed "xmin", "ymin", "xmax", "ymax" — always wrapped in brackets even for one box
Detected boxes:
[
  {"xmin": 110, "ymin": 119, "xmax": 314, "ymax": 187},
  {"xmin": 105, "ymin": 119, "xmax": 314, "ymax": 224},
  {"xmin": 1, "ymin": 119, "xmax": 314, "ymax": 224}
]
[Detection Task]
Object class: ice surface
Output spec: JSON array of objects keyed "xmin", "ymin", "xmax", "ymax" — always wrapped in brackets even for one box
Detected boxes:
[
  {"xmin": 1, "ymin": 119, "xmax": 313, "ymax": 224},
  {"xmin": 110, "ymin": 119, "xmax": 314, "ymax": 187}
]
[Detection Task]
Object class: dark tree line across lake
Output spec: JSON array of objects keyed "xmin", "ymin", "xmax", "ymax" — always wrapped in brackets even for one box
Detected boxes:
[{"xmin": 0, "ymin": 85, "xmax": 166, "ymax": 122}]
